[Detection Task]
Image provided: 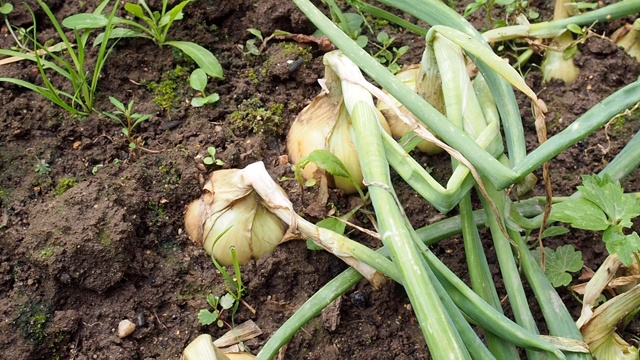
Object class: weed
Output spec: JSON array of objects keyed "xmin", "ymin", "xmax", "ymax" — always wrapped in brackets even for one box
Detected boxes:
[
  {"xmin": 148, "ymin": 200, "xmax": 167, "ymax": 225},
  {"xmin": 83, "ymin": 0, "xmax": 224, "ymax": 79},
  {"xmin": 0, "ymin": 0, "xmax": 29, "ymax": 50},
  {"xmin": 0, "ymin": 0, "xmax": 119, "ymax": 117},
  {"xmin": 199, "ymin": 247, "xmax": 247, "ymax": 327},
  {"xmin": 102, "ymin": 97, "xmax": 152, "ymax": 149},
  {"xmin": 203, "ymin": 147, "xmax": 224, "ymax": 166},
  {"xmin": 370, "ymin": 31, "xmax": 409, "ymax": 74},
  {"xmin": 33, "ymin": 158, "xmax": 51, "ymax": 176},
  {"xmin": 229, "ymin": 97, "xmax": 284, "ymax": 135},
  {"xmin": 54, "ymin": 176, "xmax": 77, "ymax": 195},
  {"xmin": 189, "ymin": 69, "xmax": 220, "ymax": 107}
]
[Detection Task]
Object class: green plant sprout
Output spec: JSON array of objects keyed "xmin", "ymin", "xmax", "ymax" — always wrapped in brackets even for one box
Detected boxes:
[
  {"xmin": 197, "ymin": 292, "xmax": 236, "ymax": 328},
  {"xmin": 371, "ymin": 31, "xmax": 409, "ymax": 74},
  {"xmin": 189, "ymin": 69, "xmax": 220, "ymax": 107},
  {"xmin": 102, "ymin": 96, "xmax": 152, "ymax": 150},
  {"xmin": 203, "ymin": 245, "xmax": 247, "ymax": 327},
  {"xmin": 203, "ymin": 147, "xmax": 223, "ymax": 166},
  {"xmin": 64, "ymin": 0, "xmax": 224, "ymax": 80},
  {"xmin": 240, "ymin": 28, "xmax": 264, "ymax": 56},
  {"xmin": 551, "ymin": 174, "xmax": 640, "ymax": 266},
  {"xmin": 0, "ymin": 1, "xmax": 27, "ymax": 50},
  {"xmin": 315, "ymin": 0, "xmax": 368, "ymax": 47},
  {"xmin": 91, "ymin": 164, "xmax": 104, "ymax": 175},
  {"xmin": 0, "ymin": 0, "xmax": 119, "ymax": 117},
  {"xmin": 33, "ymin": 158, "xmax": 51, "ymax": 176}
]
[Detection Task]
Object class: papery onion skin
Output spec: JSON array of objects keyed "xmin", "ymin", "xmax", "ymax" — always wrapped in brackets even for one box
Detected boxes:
[{"xmin": 184, "ymin": 170, "xmax": 285, "ymax": 266}]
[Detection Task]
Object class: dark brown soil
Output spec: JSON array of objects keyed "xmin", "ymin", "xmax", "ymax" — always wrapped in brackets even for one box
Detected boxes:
[{"xmin": 1, "ymin": 1, "xmax": 639, "ymax": 359}]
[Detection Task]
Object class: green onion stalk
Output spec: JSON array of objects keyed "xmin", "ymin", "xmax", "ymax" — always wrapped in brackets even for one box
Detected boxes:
[
  {"xmin": 292, "ymin": 0, "xmax": 640, "ymax": 191},
  {"xmin": 258, "ymin": 128, "xmax": 640, "ymax": 358}
]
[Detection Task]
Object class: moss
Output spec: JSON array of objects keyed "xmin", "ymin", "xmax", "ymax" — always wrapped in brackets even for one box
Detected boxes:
[
  {"xmin": 54, "ymin": 176, "xmax": 77, "ymax": 196},
  {"xmin": 158, "ymin": 164, "xmax": 180, "ymax": 185},
  {"xmin": 247, "ymin": 68, "xmax": 260, "ymax": 85},
  {"xmin": 14, "ymin": 300, "xmax": 49, "ymax": 344},
  {"xmin": 229, "ymin": 97, "xmax": 285, "ymax": 135},
  {"xmin": 146, "ymin": 65, "xmax": 191, "ymax": 110},
  {"xmin": 39, "ymin": 247, "xmax": 54, "ymax": 258},
  {"xmin": 279, "ymin": 42, "xmax": 313, "ymax": 63},
  {"xmin": 97, "ymin": 227, "xmax": 111, "ymax": 247}
]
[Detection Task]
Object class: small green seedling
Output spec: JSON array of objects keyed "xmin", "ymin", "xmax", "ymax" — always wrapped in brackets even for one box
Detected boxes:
[
  {"xmin": 240, "ymin": 28, "xmax": 263, "ymax": 56},
  {"xmin": 203, "ymin": 147, "xmax": 224, "ymax": 166},
  {"xmin": 189, "ymin": 69, "xmax": 220, "ymax": 107},
  {"xmin": 103, "ymin": 96, "xmax": 152, "ymax": 149},
  {"xmin": 198, "ymin": 292, "xmax": 236, "ymax": 328},
  {"xmin": 33, "ymin": 158, "xmax": 51, "ymax": 175},
  {"xmin": 314, "ymin": 0, "xmax": 367, "ymax": 47},
  {"xmin": 551, "ymin": 174, "xmax": 640, "ymax": 266},
  {"xmin": 0, "ymin": 1, "xmax": 26, "ymax": 50},
  {"xmin": 91, "ymin": 164, "xmax": 104, "ymax": 175},
  {"xmin": 531, "ymin": 244, "xmax": 584, "ymax": 287},
  {"xmin": 208, "ymin": 246, "xmax": 247, "ymax": 327},
  {"xmin": 371, "ymin": 31, "xmax": 409, "ymax": 74}
]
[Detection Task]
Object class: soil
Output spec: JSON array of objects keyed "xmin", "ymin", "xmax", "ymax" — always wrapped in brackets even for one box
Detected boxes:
[{"xmin": 0, "ymin": 0, "xmax": 639, "ymax": 359}]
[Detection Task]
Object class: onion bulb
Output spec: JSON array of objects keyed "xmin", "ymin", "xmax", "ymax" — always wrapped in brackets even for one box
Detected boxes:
[
  {"xmin": 612, "ymin": 19, "xmax": 640, "ymax": 61},
  {"xmin": 376, "ymin": 64, "xmax": 444, "ymax": 154},
  {"xmin": 287, "ymin": 50, "xmax": 391, "ymax": 194},
  {"xmin": 184, "ymin": 169, "xmax": 286, "ymax": 266}
]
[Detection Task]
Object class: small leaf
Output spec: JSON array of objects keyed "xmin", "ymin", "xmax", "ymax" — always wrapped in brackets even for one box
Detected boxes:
[
  {"xmin": 247, "ymin": 28, "xmax": 263, "ymax": 41},
  {"xmin": 396, "ymin": 45, "xmax": 410, "ymax": 56},
  {"xmin": 306, "ymin": 150, "xmax": 353, "ymax": 181},
  {"xmin": 197, "ymin": 309, "xmax": 218, "ymax": 325},
  {"xmin": 540, "ymin": 226, "xmax": 570, "ymax": 239},
  {"xmin": 603, "ymin": 227, "xmax": 640, "ymax": 267},
  {"xmin": 62, "ymin": 13, "xmax": 109, "ymax": 29},
  {"xmin": 579, "ymin": 175, "xmax": 640, "ymax": 228},
  {"xmin": 316, "ymin": 217, "xmax": 347, "ymax": 235},
  {"xmin": 377, "ymin": 31, "xmax": 389, "ymax": 43},
  {"xmin": 566, "ymin": 24, "xmax": 583, "ymax": 35},
  {"xmin": 0, "ymin": 3, "xmax": 13, "ymax": 15},
  {"xmin": 204, "ymin": 93, "xmax": 220, "ymax": 104},
  {"xmin": 531, "ymin": 245, "xmax": 583, "ymax": 287},
  {"xmin": 355, "ymin": 35, "xmax": 368, "ymax": 48},
  {"xmin": 109, "ymin": 96, "xmax": 126, "ymax": 112},
  {"xmin": 189, "ymin": 68, "xmax": 208, "ymax": 92},
  {"xmin": 245, "ymin": 39, "xmax": 260, "ymax": 55},
  {"xmin": 551, "ymin": 197, "xmax": 609, "ymax": 231},
  {"xmin": 342, "ymin": 13, "xmax": 364, "ymax": 36},
  {"xmin": 219, "ymin": 293, "xmax": 235, "ymax": 310},
  {"xmin": 124, "ymin": 3, "xmax": 146, "ymax": 20},
  {"xmin": 165, "ymin": 41, "xmax": 224, "ymax": 79},
  {"xmin": 191, "ymin": 97, "xmax": 206, "ymax": 107},
  {"xmin": 203, "ymin": 157, "xmax": 214, "ymax": 165},
  {"xmin": 93, "ymin": 28, "xmax": 140, "ymax": 47},
  {"xmin": 206, "ymin": 293, "xmax": 218, "ymax": 308},
  {"xmin": 207, "ymin": 147, "xmax": 216, "ymax": 157}
]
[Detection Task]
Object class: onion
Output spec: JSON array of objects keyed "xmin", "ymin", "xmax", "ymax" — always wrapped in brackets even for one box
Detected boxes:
[
  {"xmin": 184, "ymin": 169, "xmax": 286, "ymax": 266},
  {"xmin": 286, "ymin": 50, "xmax": 391, "ymax": 194}
]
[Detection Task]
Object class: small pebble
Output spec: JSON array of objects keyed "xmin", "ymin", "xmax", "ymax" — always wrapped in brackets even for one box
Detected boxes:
[{"xmin": 117, "ymin": 319, "xmax": 136, "ymax": 338}]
